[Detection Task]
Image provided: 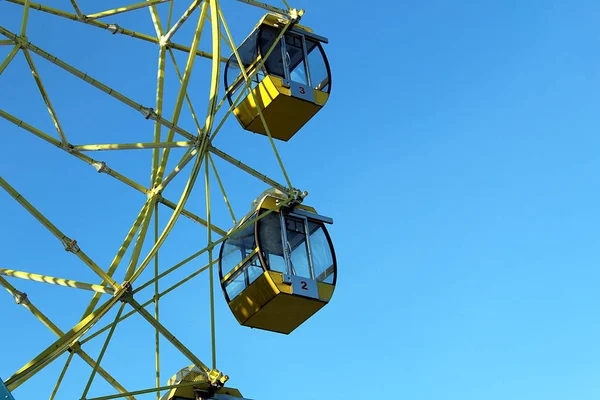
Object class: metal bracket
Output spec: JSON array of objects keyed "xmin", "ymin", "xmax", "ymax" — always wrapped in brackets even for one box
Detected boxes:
[
  {"xmin": 207, "ymin": 369, "xmax": 229, "ymax": 388},
  {"xmin": 107, "ymin": 24, "xmax": 123, "ymax": 35},
  {"xmin": 62, "ymin": 238, "xmax": 80, "ymax": 253},
  {"xmin": 92, "ymin": 160, "xmax": 110, "ymax": 173},
  {"xmin": 140, "ymin": 106, "xmax": 158, "ymax": 120},
  {"xmin": 13, "ymin": 291, "xmax": 29, "ymax": 306}
]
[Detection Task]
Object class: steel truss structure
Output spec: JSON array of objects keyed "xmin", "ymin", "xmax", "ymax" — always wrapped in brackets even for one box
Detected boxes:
[{"xmin": 0, "ymin": 0, "xmax": 309, "ymax": 398}]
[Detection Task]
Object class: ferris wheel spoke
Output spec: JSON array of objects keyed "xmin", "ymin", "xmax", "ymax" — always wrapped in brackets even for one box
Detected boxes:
[
  {"xmin": 0, "ymin": 268, "xmax": 115, "ymax": 295},
  {"xmin": 80, "ymin": 302, "xmax": 127, "ymax": 400},
  {"xmin": 162, "ymin": 0, "xmax": 203, "ymax": 44},
  {"xmin": 0, "ymin": 175, "xmax": 120, "ymax": 289},
  {"xmin": 204, "ymin": 153, "xmax": 217, "ymax": 369},
  {"xmin": 48, "ymin": 352, "xmax": 73, "ymax": 400},
  {"xmin": 236, "ymin": 0, "xmax": 290, "ymax": 16},
  {"xmin": 0, "ymin": 26, "xmax": 200, "ymax": 142},
  {"xmin": 21, "ymin": 48, "xmax": 68, "ymax": 145},
  {"xmin": 0, "ymin": 108, "xmax": 221, "ymax": 234},
  {"xmin": 126, "ymin": 296, "xmax": 212, "ymax": 374},
  {"xmin": 0, "ymin": 277, "xmax": 134, "ymax": 398},
  {"xmin": 124, "ymin": 197, "xmax": 157, "ymax": 281},
  {"xmin": 72, "ymin": 141, "xmax": 194, "ymax": 151},
  {"xmin": 5, "ymin": 0, "xmax": 223, "ymax": 61},
  {"xmin": 154, "ymin": 3, "xmax": 208, "ymax": 184},
  {"xmin": 68, "ymin": 0, "xmax": 85, "ymax": 19},
  {"xmin": 0, "ymin": 44, "xmax": 18, "ymax": 76},
  {"xmin": 208, "ymin": 145, "xmax": 290, "ymax": 194},
  {"xmin": 167, "ymin": 47, "xmax": 204, "ymax": 135},
  {"xmin": 151, "ymin": 46, "xmax": 168, "ymax": 187},
  {"xmin": 83, "ymin": 258, "xmax": 215, "ymax": 347},
  {"xmin": 217, "ymin": 5, "xmax": 293, "ymax": 189},
  {"xmin": 208, "ymin": 153, "xmax": 237, "ymax": 224},
  {"xmin": 80, "ymin": 200, "xmax": 154, "ymax": 320},
  {"xmin": 85, "ymin": 0, "xmax": 171, "ymax": 21},
  {"xmin": 154, "ymin": 146, "xmax": 198, "ymax": 194},
  {"xmin": 3, "ymin": 282, "xmax": 130, "ymax": 391},
  {"xmin": 128, "ymin": 152, "xmax": 205, "ymax": 285}
]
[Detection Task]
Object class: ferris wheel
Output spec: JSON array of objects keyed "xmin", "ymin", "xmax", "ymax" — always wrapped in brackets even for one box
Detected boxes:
[{"xmin": 0, "ymin": 0, "xmax": 336, "ymax": 399}]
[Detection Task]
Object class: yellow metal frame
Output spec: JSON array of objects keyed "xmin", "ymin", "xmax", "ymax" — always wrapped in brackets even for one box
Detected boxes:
[{"xmin": 0, "ymin": 0, "xmax": 317, "ymax": 398}]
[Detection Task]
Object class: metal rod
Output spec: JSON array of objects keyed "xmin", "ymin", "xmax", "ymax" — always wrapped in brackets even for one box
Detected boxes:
[
  {"xmin": 74, "ymin": 141, "xmax": 193, "ymax": 151},
  {"xmin": 86, "ymin": 0, "xmax": 170, "ymax": 20},
  {"xmin": 0, "ymin": 268, "xmax": 115, "ymax": 294}
]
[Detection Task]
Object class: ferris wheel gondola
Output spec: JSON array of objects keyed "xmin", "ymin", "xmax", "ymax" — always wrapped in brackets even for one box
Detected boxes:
[{"xmin": 224, "ymin": 13, "xmax": 332, "ymax": 141}]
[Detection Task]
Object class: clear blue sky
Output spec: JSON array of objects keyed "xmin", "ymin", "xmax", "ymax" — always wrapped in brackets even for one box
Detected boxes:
[{"xmin": 2, "ymin": 0, "xmax": 600, "ymax": 399}]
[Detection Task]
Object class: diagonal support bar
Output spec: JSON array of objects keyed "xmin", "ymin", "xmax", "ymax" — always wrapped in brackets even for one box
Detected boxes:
[
  {"xmin": 0, "ymin": 268, "xmax": 115, "ymax": 294},
  {"xmin": 0, "ymin": 277, "xmax": 133, "ymax": 398},
  {"xmin": 126, "ymin": 296, "xmax": 210, "ymax": 373},
  {"xmin": 86, "ymin": 0, "xmax": 170, "ymax": 20},
  {"xmin": 0, "ymin": 175, "xmax": 120, "ymax": 289}
]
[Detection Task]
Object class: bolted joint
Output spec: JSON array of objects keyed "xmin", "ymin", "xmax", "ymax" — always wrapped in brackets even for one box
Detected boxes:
[
  {"xmin": 140, "ymin": 106, "xmax": 158, "ymax": 120},
  {"xmin": 107, "ymin": 24, "xmax": 123, "ymax": 34},
  {"xmin": 288, "ymin": 189, "xmax": 307, "ymax": 206},
  {"xmin": 62, "ymin": 238, "xmax": 80, "ymax": 254},
  {"xmin": 68, "ymin": 341, "xmax": 82, "ymax": 354},
  {"xmin": 92, "ymin": 161, "xmax": 110, "ymax": 173},
  {"xmin": 13, "ymin": 291, "xmax": 29, "ymax": 305},
  {"xmin": 207, "ymin": 369, "xmax": 228, "ymax": 388},
  {"xmin": 118, "ymin": 281, "xmax": 133, "ymax": 302},
  {"xmin": 288, "ymin": 8, "xmax": 304, "ymax": 22},
  {"xmin": 14, "ymin": 35, "xmax": 29, "ymax": 48},
  {"xmin": 159, "ymin": 35, "xmax": 170, "ymax": 48}
]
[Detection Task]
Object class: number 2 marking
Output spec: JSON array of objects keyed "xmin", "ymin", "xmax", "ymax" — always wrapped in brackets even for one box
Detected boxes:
[{"xmin": 301, "ymin": 281, "xmax": 308, "ymax": 290}]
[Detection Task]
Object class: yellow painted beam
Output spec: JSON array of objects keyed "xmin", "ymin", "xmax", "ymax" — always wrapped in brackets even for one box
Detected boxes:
[
  {"xmin": 154, "ymin": 2, "xmax": 208, "ymax": 184},
  {"xmin": 0, "ymin": 280, "xmax": 133, "ymax": 400},
  {"xmin": 86, "ymin": 380, "xmax": 200, "ymax": 400},
  {"xmin": 22, "ymin": 48, "xmax": 68, "ymax": 145},
  {"xmin": 236, "ymin": 0, "xmax": 290, "ymax": 16},
  {"xmin": 0, "ymin": 268, "xmax": 115, "ymax": 294},
  {"xmin": 0, "ymin": 108, "xmax": 224, "ymax": 235},
  {"xmin": 20, "ymin": 0, "xmax": 31, "ymax": 36},
  {"xmin": 153, "ymin": 147, "xmax": 198, "ymax": 194},
  {"xmin": 80, "ymin": 302, "xmax": 127, "ymax": 399},
  {"xmin": 162, "ymin": 0, "xmax": 202, "ymax": 43},
  {"xmin": 82, "ymin": 261, "xmax": 214, "ymax": 346},
  {"xmin": 0, "ymin": 175, "xmax": 120, "ymax": 289},
  {"xmin": 0, "ymin": 277, "xmax": 132, "ymax": 397},
  {"xmin": 126, "ymin": 296, "xmax": 211, "ymax": 373},
  {"xmin": 124, "ymin": 197, "xmax": 156, "ymax": 281},
  {"xmin": 86, "ymin": 0, "xmax": 170, "ymax": 20},
  {"xmin": 0, "ymin": 25, "xmax": 199, "ymax": 142},
  {"xmin": 73, "ymin": 141, "xmax": 193, "ymax": 151},
  {"xmin": 218, "ymin": 6, "xmax": 293, "ymax": 188},
  {"xmin": 4, "ymin": 0, "xmax": 227, "ymax": 62},
  {"xmin": 208, "ymin": 153, "xmax": 236, "ymax": 224},
  {"xmin": 151, "ymin": 46, "xmax": 167, "ymax": 186},
  {"xmin": 68, "ymin": 0, "xmax": 85, "ymax": 19},
  {"xmin": 205, "ymin": 154, "xmax": 217, "ymax": 368},
  {"xmin": 208, "ymin": 145, "xmax": 289, "ymax": 193},
  {"xmin": 0, "ymin": 45, "xmax": 19, "ymax": 76}
]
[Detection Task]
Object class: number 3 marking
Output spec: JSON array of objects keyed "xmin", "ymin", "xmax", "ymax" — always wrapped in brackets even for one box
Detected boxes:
[
  {"xmin": 301, "ymin": 281, "xmax": 308, "ymax": 290},
  {"xmin": 299, "ymin": 86, "xmax": 306, "ymax": 94}
]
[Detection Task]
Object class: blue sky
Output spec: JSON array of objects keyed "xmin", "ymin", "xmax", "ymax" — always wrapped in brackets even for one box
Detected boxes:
[{"xmin": 2, "ymin": 0, "xmax": 600, "ymax": 399}]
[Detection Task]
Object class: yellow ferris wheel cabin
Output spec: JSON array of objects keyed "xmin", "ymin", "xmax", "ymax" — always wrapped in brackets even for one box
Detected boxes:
[
  {"xmin": 218, "ymin": 189, "xmax": 337, "ymax": 334},
  {"xmin": 160, "ymin": 365, "xmax": 248, "ymax": 400},
  {"xmin": 224, "ymin": 14, "xmax": 332, "ymax": 141}
]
